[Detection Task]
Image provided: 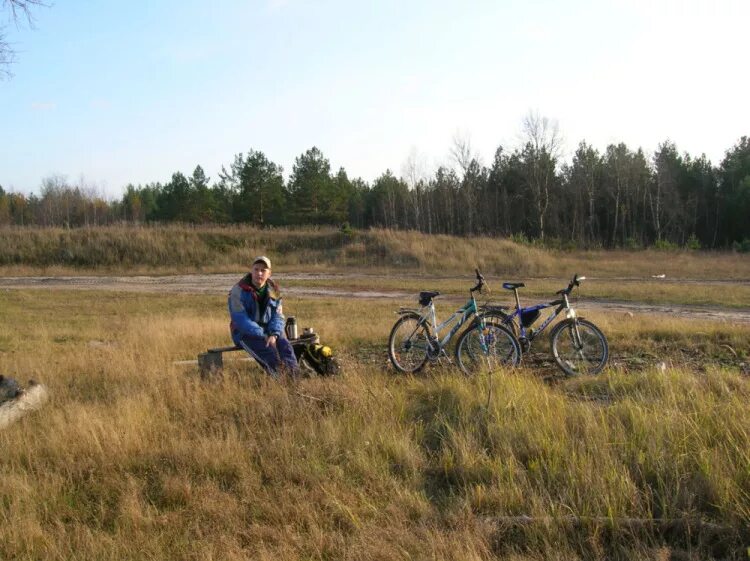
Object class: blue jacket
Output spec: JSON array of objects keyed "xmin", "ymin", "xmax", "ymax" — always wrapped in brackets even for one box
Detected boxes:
[{"xmin": 228, "ymin": 275, "xmax": 285, "ymax": 343}]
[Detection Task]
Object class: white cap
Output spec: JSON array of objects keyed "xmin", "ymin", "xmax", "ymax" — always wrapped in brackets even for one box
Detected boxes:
[{"xmin": 252, "ymin": 255, "xmax": 272, "ymax": 269}]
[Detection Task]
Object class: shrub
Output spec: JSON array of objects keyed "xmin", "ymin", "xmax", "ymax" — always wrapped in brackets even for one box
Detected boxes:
[
  {"xmin": 685, "ymin": 234, "xmax": 702, "ymax": 250},
  {"xmin": 653, "ymin": 239, "xmax": 679, "ymax": 251},
  {"xmin": 624, "ymin": 237, "xmax": 643, "ymax": 250},
  {"xmin": 509, "ymin": 232, "xmax": 530, "ymax": 246}
]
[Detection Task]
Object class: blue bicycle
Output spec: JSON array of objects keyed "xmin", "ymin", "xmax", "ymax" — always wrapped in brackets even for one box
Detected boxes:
[
  {"xmin": 486, "ymin": 274, "xmax": 609, "ymax": 376},
  {"xmin": 388, "ymin": 270, "xmax": 521, "ymax": 375}
]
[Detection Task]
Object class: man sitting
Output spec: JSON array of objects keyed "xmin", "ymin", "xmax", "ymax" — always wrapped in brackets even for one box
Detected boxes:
[{"xmin": 228, "ymin": 256, "xmax": 299, "ymax": 378}]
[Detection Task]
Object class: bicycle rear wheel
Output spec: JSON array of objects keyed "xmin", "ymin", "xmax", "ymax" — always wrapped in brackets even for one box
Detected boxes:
[
  {"xmin": 481, "ymin": 310, "xmax": 519, "ymax": 338},
  {"xmin": 454, "ymin": 319, "xmax": 521, "ymax": 375},
  {"xmin": 550, "ymin": 318, "xmax": 609, "ymax": 376},
  {"xmin": 482, "ymin": 309, "xmax": 514, "ymax": 326},
  {"xmin": 388, "ymin": 312, "xmax": 431, "ymax": 373}
]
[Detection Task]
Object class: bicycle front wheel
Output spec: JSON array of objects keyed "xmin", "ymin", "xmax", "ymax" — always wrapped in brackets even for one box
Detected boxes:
[
  {"xmin": 388, "ymin": 312, "xmax": 431, "ymax": 373},
  {"xmin": 455, "ymin": 320, "xmax": 521, "ymax": 375},
  {"xmin": 550, "ymin": 318, "xmax": 609, "ymax": 376}
]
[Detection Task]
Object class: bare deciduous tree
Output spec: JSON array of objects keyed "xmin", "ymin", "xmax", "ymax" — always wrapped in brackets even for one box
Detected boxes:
[
  {"xmin": 1, "ymin": 0, "xmax": 49, "ymax": 78},
  {"xmin": 4, "ymin": 0, "xmax": 45, "ymax": 20},
  {"xmin": 520, "ymin": 111, "xmax": 563, "ymax": 240},
  {"xmin": 449, "ymin": 131, "xmax": 480, "ymax": 178},
  {"xmin": 521, "ymin": 111, "xmax": 563, "ymax": 157},
  {"xmin": 401, "ymin": 147, "xmax": 429, "ymax": 232},
  {"xmin": 401, "ymin": 147, "xmax": 429, "ymax": 190}
]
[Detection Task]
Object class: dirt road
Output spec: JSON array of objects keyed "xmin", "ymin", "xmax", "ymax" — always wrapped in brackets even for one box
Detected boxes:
[{"xmin": 1, "ymin": 273, "xmax": 749, "ymax": 324}]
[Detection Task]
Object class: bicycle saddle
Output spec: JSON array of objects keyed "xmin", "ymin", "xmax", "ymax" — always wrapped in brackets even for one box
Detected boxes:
[
  {"xmin": 502, "ymin": 282, "xmax": 525, "ymax": 290},
  {"xmin": 419, "ymin": 291, "xmax": 440, "ymax": 305}
]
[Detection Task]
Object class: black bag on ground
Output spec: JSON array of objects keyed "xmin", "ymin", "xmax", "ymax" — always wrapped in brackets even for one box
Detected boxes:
[
  {"xmin": 293, "ymin": 343, "xmax": 341, "ymax": 376},
  {"xmin": 0, "ymin": 375, "xmax": 22, "ymax": 405}
]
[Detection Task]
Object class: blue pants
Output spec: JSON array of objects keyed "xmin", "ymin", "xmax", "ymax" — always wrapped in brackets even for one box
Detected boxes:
[{"xmin": 236, "ymin": 334, "xmax": 299, "ymax": 378}]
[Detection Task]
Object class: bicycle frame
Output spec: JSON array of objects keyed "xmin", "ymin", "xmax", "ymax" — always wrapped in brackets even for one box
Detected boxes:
[
  {"xmin": 389, "ymin": 269, "xmax": 525, "ymax": 374},
  {"xmin": 505, "ymin": 290, "xmax": 576, "ymax": 342},
  {"xmin": 420, "ymin": 296, "xmax": 479, "ymax": 351},
  {"xmin": 468, "ymin": 273, "xmax": 607, "ymax": 376}
]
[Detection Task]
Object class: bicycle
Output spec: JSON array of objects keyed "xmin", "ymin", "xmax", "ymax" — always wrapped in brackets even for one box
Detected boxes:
[
  {"xmin": 487, "ymin": 274, "xmax": 609, "ymax": 376},
  {"xmin": 388, "ymin": 270, "xmax": 521, "ymax": 375}
]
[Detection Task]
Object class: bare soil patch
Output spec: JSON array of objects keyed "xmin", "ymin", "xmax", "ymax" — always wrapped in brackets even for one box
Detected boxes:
[{"xmin": 1, "ymin": 273, "xmax": 749, "ymax": 324}]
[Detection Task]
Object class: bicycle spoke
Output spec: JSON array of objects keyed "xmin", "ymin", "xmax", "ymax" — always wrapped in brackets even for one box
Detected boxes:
[
  {"xmin": 388, "ymin": 313, "xmax": 431, "ymax": 373},
  {"xmin": 552, "ymin": 320, "xmax": 608, "ymax": 376},
  {"xmin": 455, "ymin": 322, "xmax": 519, "ymax": 375}
]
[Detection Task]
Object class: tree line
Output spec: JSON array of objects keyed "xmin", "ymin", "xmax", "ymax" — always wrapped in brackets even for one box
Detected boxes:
[{"xmin": 2, "ymin": 127, "xmax": 749, "ymax": 250}]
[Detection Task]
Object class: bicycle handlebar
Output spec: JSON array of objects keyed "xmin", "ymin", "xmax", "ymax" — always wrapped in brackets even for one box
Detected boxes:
[{"xmin": 561, "ymin": 273, "xmax": 586, "ymax": 295}]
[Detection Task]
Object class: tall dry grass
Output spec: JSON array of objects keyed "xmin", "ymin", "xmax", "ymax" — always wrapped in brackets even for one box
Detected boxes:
[
  {"xmin": 1, "ymin": 225, "xmax": 749, "ymax": 280},
  {"xmin": 0, "ymin": 289, "xmax": 749, "ymax": 560}
]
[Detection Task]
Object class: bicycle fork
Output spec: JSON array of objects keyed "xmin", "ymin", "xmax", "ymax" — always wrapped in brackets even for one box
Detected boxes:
[
  {"xmin": 560, "ymin": 294, "xmax": 586, "ymax": 354},
  {"xmin": 477, "ymin": 318, "xmax": 498, "ymax": 368},
  {"xmin": 566, "ymin": 311, "xmax": 587, "ymax": 358},
  {"xmin": 478, "ymin": 319, "xmax": 491, "ymax": 352}
]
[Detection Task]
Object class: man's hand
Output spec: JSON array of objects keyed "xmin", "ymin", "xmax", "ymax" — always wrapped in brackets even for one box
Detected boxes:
[{"xmin": 265, "ymin": 335, "xmax": 278, "ymax": 348}]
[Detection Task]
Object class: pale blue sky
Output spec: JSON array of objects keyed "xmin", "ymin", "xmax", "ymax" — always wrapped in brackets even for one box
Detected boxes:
[{"xmin": 1, "ymin": 0, "xmax": 748, "ymax": 198}]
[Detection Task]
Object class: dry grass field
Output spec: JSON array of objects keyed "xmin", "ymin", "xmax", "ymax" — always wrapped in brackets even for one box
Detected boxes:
[
  {"xmin": 1, "ymin": 225, "xmax": 749, "ymax": 281},
  {"xmin": 1, "ymin": 286, "xmax": 749, "ymax": 560}
]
